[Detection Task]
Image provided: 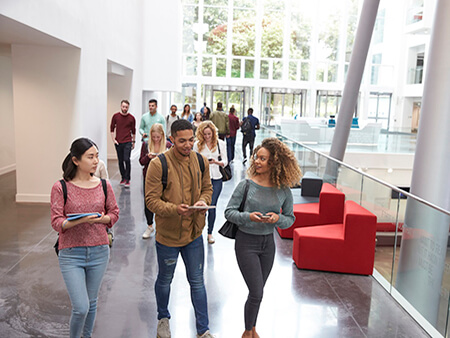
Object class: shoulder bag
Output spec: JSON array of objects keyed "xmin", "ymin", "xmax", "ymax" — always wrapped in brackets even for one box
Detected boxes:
[
  {"xmin": 218, "ymin": 179, "xmax": 250, "ymax": 239},
  {"xmin": 217, "ymin": 142, "xmax": 232, "ymax": 182}
]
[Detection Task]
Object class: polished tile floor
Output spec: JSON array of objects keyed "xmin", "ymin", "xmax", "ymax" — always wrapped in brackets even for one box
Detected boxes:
[{"xmin": 0, "ymin": 141, "xmax": 429, "ymax": 337}]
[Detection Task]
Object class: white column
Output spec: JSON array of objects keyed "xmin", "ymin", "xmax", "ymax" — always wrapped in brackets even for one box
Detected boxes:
[
  {"xmin": 395, "ymin": 0, "xmax": 450, "ymax": 325},
  {"xmin": 327, "ymin": 0, "xmax": 380, "ymax": 173}
]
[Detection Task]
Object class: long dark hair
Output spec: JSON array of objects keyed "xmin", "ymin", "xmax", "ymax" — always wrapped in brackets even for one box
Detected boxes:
[{"xmin": 62, "ymin": 138, "xmax": 98, "ymax": 181}]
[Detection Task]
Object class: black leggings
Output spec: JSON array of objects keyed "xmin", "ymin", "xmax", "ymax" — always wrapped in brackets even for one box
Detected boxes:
[
  {"xmin": 143, "ymin": 177, "xmax": 154, "ymax": 225},
  {"xmin": 235, "ymin": 230, "xmax": 275, "ymax": 330}
]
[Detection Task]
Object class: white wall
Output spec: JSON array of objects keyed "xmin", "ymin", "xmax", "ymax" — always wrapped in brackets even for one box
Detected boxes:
[
  {"xmin": 143, "ymin": 0, "xmax": 182, "ymax": 93},
  {"xmin": 12, "ymin": 45, "xmax": 81, "ymax": 202},
  {"xmin": 1, "ymin": 0, "xmax": 150, "ymax": 202},
  {"xmin": 0, "ymin": 44, "xmax": 15, "ymax": 175}
]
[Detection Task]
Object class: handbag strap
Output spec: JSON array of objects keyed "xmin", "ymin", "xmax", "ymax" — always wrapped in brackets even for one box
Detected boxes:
[
  {"xmin": 238, "ymin": 179, "xmax": 250, "ymax": 212},
  {"xmin": 217, "ymin": 141, "xmax": 222, "ymax": 161}
]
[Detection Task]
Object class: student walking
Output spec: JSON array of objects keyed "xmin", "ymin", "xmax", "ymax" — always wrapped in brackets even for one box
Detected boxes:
[
  {"xmin": 110, "ymin": 100, "xmax": 136, "ymax": 187},
  {"xmin": 51, "ymin": 138, "xmax": 119, "ymax": 338},
  {"xmin": 224, "ymin": 137, "xmax": 302, "ymax": 338},
  {"xmin": 139, "ymin": 123, "xmax": 172, "ymax": 239},
  {"xmin": 145, "ymin": 119, "xmax": 215, "ymax": 338},
  {"xmin": 209, "ymin": 102, "xmax": 229, "ymax": 140},
  {"xmin": 181, "ymin": 104, "xmax": 194, "ymax": 122},
  {"xmin": 227, "ymin": 106, "xmax": 240, "ymax": 162},
  {"xmin": 194, "ymin": 120, "xmax": 228, "ymax": 244},
  {"xmin": 241, "ymin": 108, "xmax": 260, "ymax": 164}
]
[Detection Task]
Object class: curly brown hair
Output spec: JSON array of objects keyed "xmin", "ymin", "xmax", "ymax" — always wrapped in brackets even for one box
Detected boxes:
[
  {"xmin": 248, "ymin": 137, "xmax": 302, "ymax": 188},
  {"xmin": 195, "ymin": 120, "xmax": 219, "ymax": 152}
]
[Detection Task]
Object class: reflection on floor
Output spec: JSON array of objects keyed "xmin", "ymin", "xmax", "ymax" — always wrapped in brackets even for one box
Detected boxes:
[{"xmin": 0, "ymin": 147, "xmax": 429, "ymax": 337}]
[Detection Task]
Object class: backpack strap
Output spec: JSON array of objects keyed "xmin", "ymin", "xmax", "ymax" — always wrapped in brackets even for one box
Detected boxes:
[
  {"xmin": 59, "ymin": 179, "xmax": 67, "ymax": 205},
  {"xmin": 158, "ymin": 153, "xmax": 168, "ymax": 191},
  {"xmin": 101, "ymin": 178, "xmax": 108, "ymax": 201},
  {"xmin": 159, "ymin": 152, "xmax": 204, "ymax": 191},
  {"xmin": 196, "ymin": 152, "xmax": 205, "ymax": 174}
]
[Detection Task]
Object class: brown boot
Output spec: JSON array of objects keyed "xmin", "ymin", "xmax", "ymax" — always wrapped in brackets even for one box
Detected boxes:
[
  {"xmin": 242, "ymin": 329, "xmax": 252, "ymax": 337},
  {"xmin": 252, "ymin": 327, "xmax": 260, "ymax": 338}
]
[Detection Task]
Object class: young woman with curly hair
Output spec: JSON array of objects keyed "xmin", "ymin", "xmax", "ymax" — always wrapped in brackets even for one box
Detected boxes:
[
  {"xmin": 193, "ymin": 120, "xmax": 228, "ymax": 244},
  {"xmin": 224, "ymin": 137, "xmax": 302, "ymax": 338}
]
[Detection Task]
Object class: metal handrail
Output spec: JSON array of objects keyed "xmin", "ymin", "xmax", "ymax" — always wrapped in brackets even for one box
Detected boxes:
[{"xmin": 262, "ymin": 126, "xmax": 450, "ymax": 216}]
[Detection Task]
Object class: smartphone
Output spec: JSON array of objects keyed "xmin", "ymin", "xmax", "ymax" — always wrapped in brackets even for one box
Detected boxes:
[
  {"xmin": 208, "ymin": 158, "xmax": 213, "ymax": 162},
  {"xmin": 260, "ymin": 215, "xmax": 271, "ymax": 219}
]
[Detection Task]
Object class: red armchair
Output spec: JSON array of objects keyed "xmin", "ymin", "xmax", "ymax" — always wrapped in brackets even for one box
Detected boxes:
[
  {"xmin": 292, "ymin": 200, "xmax": 377, "ymax": 275},
  {"xmin": 277, "ymin": 183, "xmax": 345, "ymax": 239}
]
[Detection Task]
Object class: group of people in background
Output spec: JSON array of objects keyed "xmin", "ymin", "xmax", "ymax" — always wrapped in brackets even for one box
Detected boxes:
[{"xmin": 51, "ymin": 98, "xmax": 299, "ymax": 338}]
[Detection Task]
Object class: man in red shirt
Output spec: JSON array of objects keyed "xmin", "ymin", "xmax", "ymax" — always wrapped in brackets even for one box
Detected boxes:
[
  {"xmin": 110, "ymin": 100, "xmax": 136, "ymax": 187},
  {"xmin": 227, "ymin": 106, "xmax": 240, "ymax": 162}
]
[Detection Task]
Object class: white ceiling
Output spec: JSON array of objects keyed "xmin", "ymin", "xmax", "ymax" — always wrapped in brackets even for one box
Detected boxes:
[{"xmin": 0, "ymin": 14, "xmax": 75, "ymax": 47}]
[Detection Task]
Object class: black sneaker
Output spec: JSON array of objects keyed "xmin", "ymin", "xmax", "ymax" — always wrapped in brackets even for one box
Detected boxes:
[{"xmin": 243, "ymin": 158, "xmax": 247, "ymax": 164}]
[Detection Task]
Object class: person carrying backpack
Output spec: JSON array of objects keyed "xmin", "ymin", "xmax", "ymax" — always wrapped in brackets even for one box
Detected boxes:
[
  {"xmin": 145, "ymin": 119, "xmax": 215, "ymax": 338},
  {"xmin": 241, "ymin": 108, "xmax": 260, "ymax": 164},
  {"xmin": 50, "ymin": 138, "xmax": 119, "ymax": 338}
]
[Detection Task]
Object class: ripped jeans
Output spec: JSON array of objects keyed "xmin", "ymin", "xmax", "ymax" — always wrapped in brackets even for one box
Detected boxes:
[{"xmin": 154, "ymin": 235, "xmax": 209, "ymax": 335}]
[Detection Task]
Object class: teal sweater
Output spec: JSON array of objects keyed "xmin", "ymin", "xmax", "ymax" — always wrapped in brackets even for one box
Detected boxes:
[{"xmin": 224, "ymin": 179, "xmax": 295, "ymax": 235}]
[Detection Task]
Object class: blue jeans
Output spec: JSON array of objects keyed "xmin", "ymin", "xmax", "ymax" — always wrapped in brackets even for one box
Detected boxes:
[
  {"xmin": 155, "ymin": 236, "xmax": 209, "ymax": 335},
  {"xmin": 115, "ymin": 142, "xmax": 132, "ymax": 181},
  {"xmin": 58, "ymin": 245, "xmax": 110, "ymax": 338},
  {"xmin": 226, "ymin": 136, "xmax": 236, "ymax": 162},
  {"xmin": 208, "ymin": 179, "xmax": 223, "ymax": 234}
]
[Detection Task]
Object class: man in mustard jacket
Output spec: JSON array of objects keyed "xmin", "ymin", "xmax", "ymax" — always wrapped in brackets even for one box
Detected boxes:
[{"xmin": 146, "ymin": 119, "xmax": 214, "ymax": 338}]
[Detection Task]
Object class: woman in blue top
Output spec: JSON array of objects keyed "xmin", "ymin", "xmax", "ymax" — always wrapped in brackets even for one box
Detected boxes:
[
  {"xmin": 225, "ymin": 137, "xmax": 302, "ymax": 338},
  {"xmin": 181, "ymin": 104, "xmax": 194, "ymax": 123}
]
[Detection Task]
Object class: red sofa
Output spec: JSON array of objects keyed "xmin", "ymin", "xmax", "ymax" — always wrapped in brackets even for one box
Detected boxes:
[
  {"xmin": 277, "ymin": 183, "xmax": 345, "ymax": 239},
  {"xmin": 292, "ymin": 200, "xmax": 377, "ymax": 275}
]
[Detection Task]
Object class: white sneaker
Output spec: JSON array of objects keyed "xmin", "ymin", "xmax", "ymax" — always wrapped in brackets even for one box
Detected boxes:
[
  {"xmin": 157, "ymin": 318, "xmax": 171, "ymax": 338},
  {"xmin": 142, "ymin": 225, "xmax": 154, "ymax": 239},
  {"xmin": 207, "ymin": 234, "xmax": 215, "ymax": 244},
  {"xmin": 197, "ymin": 330, "xmax": 215, "ymax": 338}
]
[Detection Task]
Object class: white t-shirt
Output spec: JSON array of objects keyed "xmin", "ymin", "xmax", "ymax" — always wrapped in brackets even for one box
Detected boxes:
[
  {"xmin": 166, "ymin": 114, "xmax": 179, "ymax": 137},
  {"xmin": 193, "ymin": 139, "xmax": 228, "ymax": 180}
]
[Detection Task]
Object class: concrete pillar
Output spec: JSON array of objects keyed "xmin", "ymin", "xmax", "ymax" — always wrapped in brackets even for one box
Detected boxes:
[
  {"xmin": 395, "ymin": 0, "xmax": 450, "ymax": 325},
  {"xmin": 325, "ymin": 0, "xmax": 380, "ymax": 180}
]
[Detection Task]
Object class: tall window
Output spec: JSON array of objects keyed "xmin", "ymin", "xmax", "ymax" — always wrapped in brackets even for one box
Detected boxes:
[{"xmin": 373, "ymin": 8, "xmax": 385, "ymax": 44}]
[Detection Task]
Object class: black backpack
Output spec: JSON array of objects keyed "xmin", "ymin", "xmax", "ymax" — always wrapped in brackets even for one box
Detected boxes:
[
  {"xmin": 53, "ymin": 179, "xmax": 108, "ymax": 255},
  {"xmin": 241, "ymin": 117, "xmax": 252, "ymax": 135},
  {"xmin": 158, "ymin": 152, "xmax": 205, "ymax": 191}
]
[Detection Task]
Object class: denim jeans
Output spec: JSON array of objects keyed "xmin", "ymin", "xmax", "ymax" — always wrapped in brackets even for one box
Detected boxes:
[
  {"xmin": 226, "ymin": 136, "xmax": 236, "ymax": 162},
  {"xmin": 58, "ymin": 245, "xmax": 110, "ymax": 338},
  {"xmin": 115, "ymin": 142, "xmax": 132, "ymax": 181},
  {"xmin": 155, "ymin": 235, "xmax": 209, "ymax": 335},
  {"xmin": 208, "ymin": 178, "xmax": 223, "ymax": 234},
  {"xmin": 235, "ymin": 230, "xmax": 275, "ymax": 330}
]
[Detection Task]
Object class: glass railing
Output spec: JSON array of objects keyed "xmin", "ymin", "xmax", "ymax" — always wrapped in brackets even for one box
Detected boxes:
[{"xmin": 262, "ymin": 126, "xmax": 450, "ymax": 338}]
